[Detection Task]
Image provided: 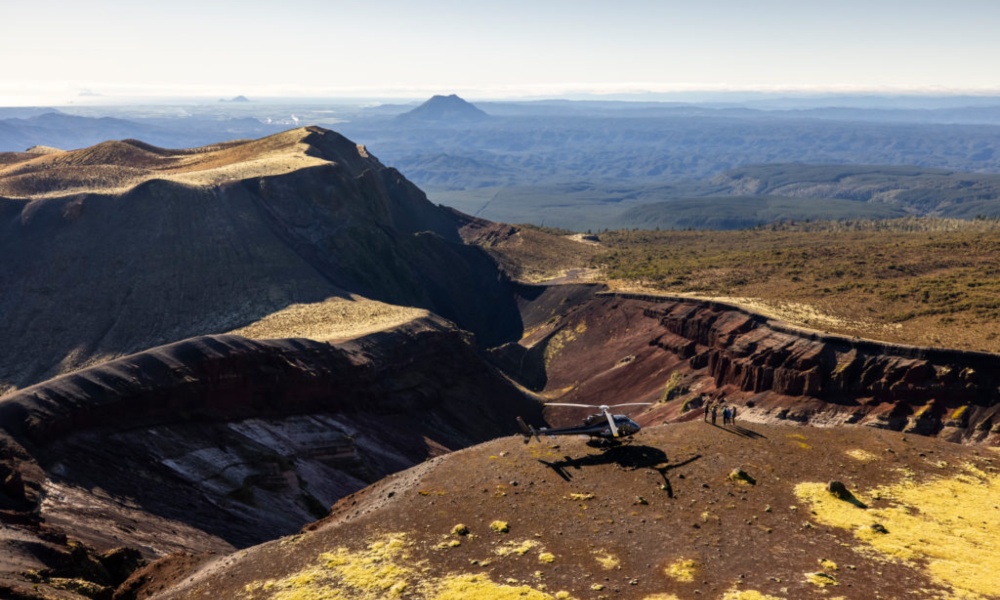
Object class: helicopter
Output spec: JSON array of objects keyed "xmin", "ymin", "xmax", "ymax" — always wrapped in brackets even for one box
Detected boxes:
[{"xmin": 517, "ymin": 403, "xmax": 651, "ymax": 447}]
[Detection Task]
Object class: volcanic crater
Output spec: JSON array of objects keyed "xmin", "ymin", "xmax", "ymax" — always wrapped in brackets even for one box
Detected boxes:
[{"xmin": 1, "ymin": 128, "xmax": 998, "ymax": 600}]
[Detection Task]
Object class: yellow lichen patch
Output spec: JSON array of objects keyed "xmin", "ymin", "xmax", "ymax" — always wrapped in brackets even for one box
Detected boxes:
[
  {"xmin": 538, "ymin": 552, "xmax": 556, "ymax": 564},
  {"xmin": 431, "ymin": 573, "xmax": 564, "ymax": 600},
  {"xmin": 245, "ymin": 565, "xmax": 348, "ymax": 600},
  {"xmin": 663, "ymin": 558, "xmax": 699, "ymax": 583},
  {"xmin": 721, "ymin": 591, "xmax": 785, "ymax": 600},
  {"xmin": 845, "ymin": 449, "xmax": 879, "ymax": 462},
  {"xmin": 490, "ymin": 520, "xmax": 510, "ymax": 533},
  {"xmin": 527, "ymin": 445, "xmax": 564, "ymax": 461},
  {"xmin": 795, "ymin": 465, "xmax": 1000, "ymax": 598},
  {"xmin": 806, "ymin": 572, "xmax": 838, "ymax": 587},
  {"xmin": 318, "ymin": 535, "xmax": 414, "ymax": 596},
  {"xmin": 565, "ymin": 493, "xmax": 596, "ymax": 501},
  {"xmin": 543, "ymin": 321, "xmax": 587, "ymax": 367},
  {"xmin": 245, "ymin": 534, "xmax": 572, "ymax": 600},
  {"xmin": 494, "ymin": 540, "xmax": 540, "ymax": 557},
  {"xmin": 784, "ymin": 433, "xmax": 811, "ymax": 449},
  {"xmin": 700, "ymin": 511, "xmax": 720, "ymax": 523},
  {"xmin": 593, "ymin": 551, "xmax": 620, "ymax": 570},
  {"xmin": 818, "ymin": 558, "xmax": 838, "ymax": 571},
  {"xmin": 642, "ymin": 595, "xmax": 682, "ymax": 600}
]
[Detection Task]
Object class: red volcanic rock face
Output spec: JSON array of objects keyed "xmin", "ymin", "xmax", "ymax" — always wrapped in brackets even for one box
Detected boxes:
[{"xmin": 513, "ymin": 290, "xmax": 1000, "ymax": 444}]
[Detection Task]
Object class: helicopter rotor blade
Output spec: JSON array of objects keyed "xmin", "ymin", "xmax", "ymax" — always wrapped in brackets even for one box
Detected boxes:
[
  {"xmin": 603, "ymin": 406, "xmax": 619, "ymax": 437},
  {"xmin": 547, "ymin": 402, "xmax": 652, "ymax": 409}
]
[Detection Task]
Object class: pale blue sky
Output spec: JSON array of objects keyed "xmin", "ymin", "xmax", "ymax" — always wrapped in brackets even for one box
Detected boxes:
[{"xmin": 2, "ymin": 0, "xmax": 999, "ymax": 104}]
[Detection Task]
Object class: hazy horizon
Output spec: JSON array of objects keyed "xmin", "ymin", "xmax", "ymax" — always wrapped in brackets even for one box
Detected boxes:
[{"xmin": 3, "ymin": 0, "xmax": 1000, "ymax": 107}]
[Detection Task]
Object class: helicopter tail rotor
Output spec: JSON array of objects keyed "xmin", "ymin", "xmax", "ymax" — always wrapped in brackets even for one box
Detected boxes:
[{"xmin": 516, "ymin": 416, "xmax": 541, "ymax": 444}]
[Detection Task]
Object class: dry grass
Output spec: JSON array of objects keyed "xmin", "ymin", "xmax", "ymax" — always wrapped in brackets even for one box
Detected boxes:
[
  {"xmin": 0, "ymin": 128, "xmax": 333, "ymax": 199},
  {"xmin": 227, "ymin": 296, "xmax": 428, "ymax": 342},
  {"xmin": 595, "ymin": 221, "xmax": 1000, "ymax": 351}
]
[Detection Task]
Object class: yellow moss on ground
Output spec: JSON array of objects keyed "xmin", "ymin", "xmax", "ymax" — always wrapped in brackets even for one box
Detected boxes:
[
  {"xmin": 543, "ymin": 321, "xmax": 587, "ymax": 367},
  {"xmin": 593, "ymin": 551, "xmax": 620, "ymax": 570},
  {"xmin": 494, "ymin": 540, "xmax": 540, "ymax": 557},
  {"xmin": 244, "ymin": 533, "xmax": 573, "ymax": 600},
  {"xmin": 432, "ymin": 574, "xmax": 568, "ymax": 600},
  {"xmin": 663, "ymin": 558, "xmax": 698, "ymax": 582},
  {"xmin": 721, "ymin": 591, "xmax": 785, "ymax": 600},
  {"xmin": 806, "ymin": 571, "xmax": 838, "ymax": 587},
  {"xmin": 845, "ymin": 449, "xmax": 880, "ymax": 462},
  {"xmin": 795, "ymin": 464, "xmax": 1000, "ymax": 598},
  {"xmin": 490, "ymin": 520, "xmax": 510, "ymax": 533}
]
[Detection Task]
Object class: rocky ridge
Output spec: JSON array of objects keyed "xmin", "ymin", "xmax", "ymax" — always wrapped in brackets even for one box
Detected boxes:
[{"xmin": 515, "ymin": 290, "xmax": 1000, "ymax": 444}]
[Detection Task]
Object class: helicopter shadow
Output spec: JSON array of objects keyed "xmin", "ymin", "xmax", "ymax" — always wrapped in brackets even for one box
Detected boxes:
[
  {"xmin": 711, "ymin": 423, "xmax": 768, "ymax": 439},
  {"xmin": 539, "ymin": 444, "xmax": 702, "ymax": 498}
]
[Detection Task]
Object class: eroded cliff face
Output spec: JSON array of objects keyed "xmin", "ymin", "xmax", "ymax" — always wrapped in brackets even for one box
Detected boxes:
[
  {"xmin": 510, "ymin": 290, "xmax": 1000, "ymax": 445},
  {"xmin": 0, "ymin": 318, "xmax": 539, "ymax": 598}
]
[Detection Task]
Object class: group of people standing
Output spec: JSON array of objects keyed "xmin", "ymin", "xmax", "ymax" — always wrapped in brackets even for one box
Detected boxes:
[{"xmin": 704, "ymin": 402, "xmax": 737, "ymax": 426}]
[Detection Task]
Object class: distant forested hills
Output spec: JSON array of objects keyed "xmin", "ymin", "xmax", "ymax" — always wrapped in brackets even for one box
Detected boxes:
[
  {"xmin": 342, "ymin": 112, "xmax": 1000, "ymax": 188},
  {"xmin": 5, "ymin": 97, "xmax": 1000, "ymax": 230},
  {"xmin": 420, "ymin": 163, "xmax": 1000, "ymax": 231},
  {"xmin": 336, "ymin": 104, "xmax": 1000, "ymax": 230}
]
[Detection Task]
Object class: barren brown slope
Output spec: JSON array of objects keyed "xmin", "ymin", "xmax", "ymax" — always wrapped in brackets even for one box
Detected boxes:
[
  {"xmin": 140, "ymin": 422, "xmax": 1000, "ymax": 600},
  {"xmin": 455, "ymin": 214, "xmax": 603, "ymax": 283},
  {"xmin": 0, "ymin": 127, "xmax": 522, "ymax": 393}
]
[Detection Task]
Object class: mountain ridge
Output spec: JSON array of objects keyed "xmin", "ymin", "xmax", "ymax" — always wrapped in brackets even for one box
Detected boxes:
[{"xmin": 0, "ymin": 126, "xmax": 521, "ymax": 393}]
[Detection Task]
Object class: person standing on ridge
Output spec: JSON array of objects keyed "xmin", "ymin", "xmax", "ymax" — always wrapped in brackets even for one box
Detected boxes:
[{"xmin": 711, "ymin": 404, "xmax": 718, "ymax": 426}]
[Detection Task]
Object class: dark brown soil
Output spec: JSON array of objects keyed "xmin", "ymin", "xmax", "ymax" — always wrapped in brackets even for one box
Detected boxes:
[{"xmin": 144, "ymin": 421, "xmax": 996, "ymax": 599}]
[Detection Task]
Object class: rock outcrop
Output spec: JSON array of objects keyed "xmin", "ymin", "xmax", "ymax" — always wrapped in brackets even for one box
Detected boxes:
[
  {"xmin": 638, "ymin": 295, "xmax": 1000, "ymax": 440},
  {"xmin": 0, "ymin": 318, "xmax": 540, "ymax": 595},
  {"xmin": 506, "ymin": 290, "xmax": 1000, "ymax": 445}
]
